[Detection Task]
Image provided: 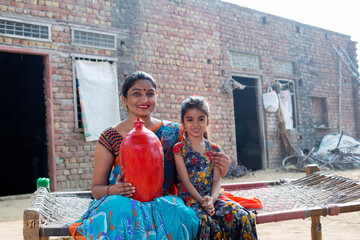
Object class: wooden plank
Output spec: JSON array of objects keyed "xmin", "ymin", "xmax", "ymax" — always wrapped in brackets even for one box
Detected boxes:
[
  {"xmin": 41, "ymin": 224, "xmax": 71, "ymax": 237},
  {"xmin": 52, "ymin": 190, "xmax": 92, "ymax": 198},
  {"xmin": 221, "ymin": 181, "xmax": 273, "ymax": 191},
  {"xmin": 255, "ymin": 201, "xmax": 360, "ymax": 224}
]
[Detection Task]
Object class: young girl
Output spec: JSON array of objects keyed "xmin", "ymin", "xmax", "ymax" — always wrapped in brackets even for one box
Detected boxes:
[{"xmin": 173, "ymin": 96, "xmax": 258, "ymax": 240}]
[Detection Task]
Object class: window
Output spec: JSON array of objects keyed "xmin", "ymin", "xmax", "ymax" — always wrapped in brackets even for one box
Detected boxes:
[
  {"xmin": 311, "ymin": 96, "xmax": 329, "ymax": 128},
  {"xmin": 275, "ymin": 79, "xmax": 297, "ymax": 128},
  {"xmin": 72, "ymin": 54, "xmax": 118, "ymax": 129},
  {"xmin": 72, "ymin": 28, "xmax": 116, "ymax": 50},
  {"xmin": 0, "ymin": 17, "xmax": 51, "ymax": 41}
]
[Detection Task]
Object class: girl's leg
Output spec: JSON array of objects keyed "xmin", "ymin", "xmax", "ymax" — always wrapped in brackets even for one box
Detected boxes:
[{"xmin": 214, "ymin": 200, "xmax": 258, "ymax": 240}]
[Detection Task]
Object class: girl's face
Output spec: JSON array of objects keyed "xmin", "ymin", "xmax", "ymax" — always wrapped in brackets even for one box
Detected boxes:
[
  {"xmin": 182, "ymin": 108, "xmax": 209, "ymax": 139},
  {"xmin": 122, "ymin": 79, "xmax": 156, "ymax": 118}
]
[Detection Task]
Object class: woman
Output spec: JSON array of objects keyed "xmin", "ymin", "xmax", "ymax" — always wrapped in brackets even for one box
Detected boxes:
[{"xmin": 68, "ymin": 71, "xmax": 231, "ymax": 240}]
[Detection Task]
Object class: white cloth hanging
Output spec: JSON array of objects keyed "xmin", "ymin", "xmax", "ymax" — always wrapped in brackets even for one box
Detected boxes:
[
  {"xmin": 75, "ymin": 60, "xmax": 120, "ymax": 141},
  {"xmin": 278, "ymin": 90, "xmax": 293, "ymax": 129}
]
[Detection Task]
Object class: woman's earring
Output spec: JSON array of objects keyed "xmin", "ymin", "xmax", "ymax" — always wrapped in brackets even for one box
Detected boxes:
[{"xmin": 125, "ymin": 105, "xmax": 128, "ymax": 111}]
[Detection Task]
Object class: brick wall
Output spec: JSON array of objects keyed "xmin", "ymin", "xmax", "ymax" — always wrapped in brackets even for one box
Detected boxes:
[
  {"xmin": 0, "ymin": 0, "xmax": 131, "ymax": 190},
  {"xmin": 0, "ymin": 0, "xmax": 359, "ymax": 191},
  {"xmin": 133, "ymin": 0, "xmax": 359, "ymax": 169},
  {"xmin": 129, "ymin": 0, "xmax": 238, "ymax": 160}
]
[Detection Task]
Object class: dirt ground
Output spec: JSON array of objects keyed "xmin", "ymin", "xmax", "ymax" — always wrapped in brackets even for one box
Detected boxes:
[{"xmin": 1, "ymin": 168, "xmax": 360, "ymax": 240}]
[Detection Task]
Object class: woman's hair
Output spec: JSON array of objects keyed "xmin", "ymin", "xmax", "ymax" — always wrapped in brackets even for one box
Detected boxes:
[
  {"xmin": 121, "ymin": 71, "xmax": 157, "ymax": 98},
  {"xmin": 180, "ymin": 96, "xmax": 210, "ymax": 139}
]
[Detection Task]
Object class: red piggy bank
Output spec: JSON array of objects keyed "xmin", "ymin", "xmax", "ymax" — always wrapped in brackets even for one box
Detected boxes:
[{"xmin": 120, "ymin": 118, "xmax": 164, "ymax": 202}]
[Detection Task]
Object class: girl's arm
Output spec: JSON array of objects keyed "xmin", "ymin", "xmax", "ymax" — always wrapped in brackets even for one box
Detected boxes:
[
  {"xmin": 201, "ymin": 165, "xmax": 220, "ymax": 216},
  {"xmin": 174, "ymin": 154, "xmax": 205, "ymax": 204},
  {"xmin": 210, "ymin": 166, "xmax": 221, "ymax": 205}
]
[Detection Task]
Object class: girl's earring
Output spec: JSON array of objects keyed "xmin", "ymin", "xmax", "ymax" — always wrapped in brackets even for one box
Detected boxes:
[{"xmin": 125, "ymin": 105, "xmax": 128, "ymax": 111}]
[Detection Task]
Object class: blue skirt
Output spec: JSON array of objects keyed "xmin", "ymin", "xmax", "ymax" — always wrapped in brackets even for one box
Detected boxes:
[{"xmin": 68, "ymin": 195, "xmax": 199, "ymax": 240}]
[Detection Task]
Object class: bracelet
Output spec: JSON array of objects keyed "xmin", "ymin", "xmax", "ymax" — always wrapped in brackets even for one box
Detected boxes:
[{"xmin": 106, "ymin": 184, "xmax": 113, "ymax": 195}]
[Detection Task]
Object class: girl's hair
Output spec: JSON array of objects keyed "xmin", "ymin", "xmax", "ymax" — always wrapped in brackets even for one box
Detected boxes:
[
  {"xmin": 180, "ymin": 96, "xmax": 210, "ymax": 139},
  {"xmin": 121, "ymin": 71, "xmax": 157, "ymax": 98}
]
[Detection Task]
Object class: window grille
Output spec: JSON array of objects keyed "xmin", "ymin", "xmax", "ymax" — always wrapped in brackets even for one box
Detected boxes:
[
  {"xmin": 0, "ymin": 18, "xmax": 50, "ymax": 41},
  {"xmin": 72, "ymin": 54, "xmax": 117, "ymax": 129},
  {"xmin": 275, "ymin": 79, "xmax": 297, "ymax": 129},
  {"xmin": 72, "ymin": 28, "xmax": 116, "ymax": 49}
]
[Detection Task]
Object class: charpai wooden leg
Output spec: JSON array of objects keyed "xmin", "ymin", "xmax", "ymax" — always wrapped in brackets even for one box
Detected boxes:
[
  {"xmin": 306, "ymin": 164, "xmax": 320, "ymax": 175},
  {"xmin": 23, "ymin": 208, "xmax": 50, "ymax": 240},
  {"xmin": 306, "ymin": 164, "xmax": 322, "ymax": 240},
  {"xmin": 311, "ymin": 216, "xmax": 322, "ymax": 240},
  {"xmin": 23, "ymin": 208, "xmax": 40, "ymax": 240}
]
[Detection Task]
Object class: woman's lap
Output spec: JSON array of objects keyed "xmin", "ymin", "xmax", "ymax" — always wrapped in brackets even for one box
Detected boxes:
[{"xmin": 69, "ymin": 195, "xmax": 198, "ymax": 240}]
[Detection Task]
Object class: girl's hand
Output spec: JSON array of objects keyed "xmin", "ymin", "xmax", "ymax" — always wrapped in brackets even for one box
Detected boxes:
[
  {"xmin": 113, "ymin": 174, "xmax": 136, "ymax": 197},
  {"xmin": 212, "ymin": 152, "xmax": 231, "ymax": 178},
  {"xmin": 202, "ymin": 196, "xmax": 215, "ymax": 216}
]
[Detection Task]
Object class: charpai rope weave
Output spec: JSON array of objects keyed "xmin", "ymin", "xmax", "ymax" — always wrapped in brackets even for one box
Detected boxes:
[
  {"xmin": 230, "ymin": 172, "xmax": 360, "ymax": 213},
  {"xmin": 30, "ymin": 172, "xmax": 360, "ymax": 226},
  {"xmin": 31, "ymin": 189, "xmax": 93, "ymax": 225}
]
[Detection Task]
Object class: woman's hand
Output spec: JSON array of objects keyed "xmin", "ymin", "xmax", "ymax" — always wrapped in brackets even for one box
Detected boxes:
[
  {"xmin": 212, "ymin": 152, "xmax": 231, "ymax": 178},
  {"xmin": 202, "ymin": 196, "xmax": 215, "ymax": 217},
  {"xmin": 113, "ymin": 174, "xmax": 136, "ymax": 197}
]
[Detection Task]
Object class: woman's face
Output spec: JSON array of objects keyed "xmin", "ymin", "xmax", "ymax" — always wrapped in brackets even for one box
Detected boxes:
[{"xmin": 122, "ymin": 79, "xmax": 157, "ymax": 118}]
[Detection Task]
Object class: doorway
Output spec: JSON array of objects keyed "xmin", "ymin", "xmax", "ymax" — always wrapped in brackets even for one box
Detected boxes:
[
  {"xmin": 0, "ymin": 52, "xmax": 48, "ymax": 196},
  {"xmin": 232, "ymin": 76, "xmax": 262, "ymax": 170}
]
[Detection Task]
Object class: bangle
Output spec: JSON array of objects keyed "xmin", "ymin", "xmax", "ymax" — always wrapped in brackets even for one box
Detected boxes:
[{"xmin": 106, "ymin": 184, "xmax": 113, "ymax": 195}]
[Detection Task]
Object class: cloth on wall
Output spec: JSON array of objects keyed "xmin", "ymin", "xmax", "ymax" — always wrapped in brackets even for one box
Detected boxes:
[
  {"xmin": 75, "ymin": 60, "xmax": 120, "ymax": 141},
  {"xmin": 278, "ymin": 90, "xmax": 293, "ymax": 129}
]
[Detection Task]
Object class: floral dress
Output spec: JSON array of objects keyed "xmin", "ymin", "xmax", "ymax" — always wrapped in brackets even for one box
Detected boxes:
[
  {"xmin": 173, "ymin": 138, "xmax": 258, "ymax": 240},
  {"xmin": 68, "ymin": 121, "xmax": 199, "ymax": 240}
]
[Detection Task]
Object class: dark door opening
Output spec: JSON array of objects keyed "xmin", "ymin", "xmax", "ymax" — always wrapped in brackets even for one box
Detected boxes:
[
  {"xmin": 0, "ymin": 52, "xmax": 48, "ymax": 196},
  {"xmin": 232, "ymin": 76, "xmax": 262, "ymax": 170}
]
